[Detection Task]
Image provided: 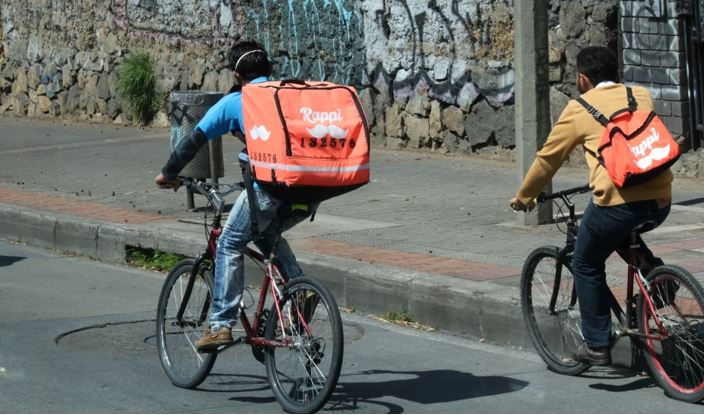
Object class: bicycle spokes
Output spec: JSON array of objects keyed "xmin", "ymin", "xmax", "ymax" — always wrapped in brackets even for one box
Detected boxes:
[
  {"xmin": 157, "ymin": 260, "xmax": 217, "ymax": 389},
  {"xmin": 522, "ymin": 247, "xmax": 587, "ymax": 375},
  {"xmin": 265, "ymin": 278, "xmax": 343, "ymax": 412},
  {"xmin": 640, "ymin": 269, "xmax": 704, "ymax": 401}
]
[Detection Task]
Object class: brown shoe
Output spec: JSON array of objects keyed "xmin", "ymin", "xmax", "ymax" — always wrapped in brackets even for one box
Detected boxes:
[
  {"xmin": 195, "ymin": 326, "xmax": 233, "ymax": 352},
  {"xmin": 572, "ymin": 345, "xmax": 611, "ymax": 366}
]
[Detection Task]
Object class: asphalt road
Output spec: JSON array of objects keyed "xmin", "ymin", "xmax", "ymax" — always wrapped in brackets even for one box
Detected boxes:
[{"xmin": 0, "ymin": 239, "xmax": 702, "ymax": 413}]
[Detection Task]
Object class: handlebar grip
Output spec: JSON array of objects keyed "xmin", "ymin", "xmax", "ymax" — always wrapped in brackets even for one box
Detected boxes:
[{"xmin": 511, "ymin": 198, "xmax": 536, "ymax": 212}]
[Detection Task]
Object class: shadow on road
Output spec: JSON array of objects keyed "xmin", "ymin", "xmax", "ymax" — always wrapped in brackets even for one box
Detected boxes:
[
  {"xmin": 0, "ymin": 255, "xmax": 24, "ymax": 267},
  {"xmin": 198, "ymin": 373, "xmax": 277, "ymax": 404},
  {"xmin": 589, "ymin": 376, "xmax": 704, "ymax": 407},
  {"xmin": 327, "ymin": 368, "xmax": 529, "ymax": 413},
  {"xmin": 589, "ymin": 376, "xmax": 656, "ymax": 393},
  {"xmin": 676, "ymin": 197, "xmax": 704, "ymax": 206}
]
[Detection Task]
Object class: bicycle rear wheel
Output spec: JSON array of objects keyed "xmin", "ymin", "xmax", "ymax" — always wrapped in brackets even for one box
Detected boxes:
[
  {"xmin": 638, "ymin": 265, "xmax": 704, "ymax": 403},
  {"xmin": 156, "ymin": 258, "xmax": 217, "ymax": 389},
  {"xmin": 264, "ymin": 277, "xmax": 343, "ymax": 413},
  {"xmin": 521, "ymin": 246, "xmax": 587, "ymax": 375}
]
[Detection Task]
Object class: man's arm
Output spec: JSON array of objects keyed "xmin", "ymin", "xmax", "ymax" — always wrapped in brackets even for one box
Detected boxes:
[
  {"xmin": 161, "ymin": 129, "xmax": 208, "ymax": 179},
  {"xmin": 155, "ymin": 93, "xmax": 240, "ymax": 189},
  {"xmin": 514, "ymin": 103, "xmax": 582, "ymax": 205},
  {"xmin": 154, "ymin": 129, "xmax": 208, "ymax": 189}
]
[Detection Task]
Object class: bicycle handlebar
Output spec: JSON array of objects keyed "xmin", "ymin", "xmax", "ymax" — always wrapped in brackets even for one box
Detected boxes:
[
  {"xmin": 536, "ymin": 184, "xmax": 590, "ymax": 203},
  {"xmin": 178, "ymin": 176, "xmax": 245, "ymax": 216}
]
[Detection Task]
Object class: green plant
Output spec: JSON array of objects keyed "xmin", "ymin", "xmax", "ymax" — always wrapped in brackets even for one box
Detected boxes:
[
  {"xmin": 126, "ymin": 247, "xmax": 185, "ymax": 272},
  {"xmin": 116, "ymin": 52, "xmax": 163, "ymax": 125},
  {"xmin": 380, "ymin": 309, "xmax": 436, "ymax": 331},
  {"xmin": 383, "ymin": 310, "xmax": 414, "ymax": 324}
]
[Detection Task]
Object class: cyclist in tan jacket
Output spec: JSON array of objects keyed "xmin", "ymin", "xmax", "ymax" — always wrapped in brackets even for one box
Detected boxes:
[{"xmin": 510, "ymin": 46, "xmax": 672, "ymax": 366}]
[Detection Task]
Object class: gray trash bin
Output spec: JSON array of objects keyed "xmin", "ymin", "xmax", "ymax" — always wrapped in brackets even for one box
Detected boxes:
[{"xmin": 169, "ymin": 91, "xmax": 225, "ymax": 209}]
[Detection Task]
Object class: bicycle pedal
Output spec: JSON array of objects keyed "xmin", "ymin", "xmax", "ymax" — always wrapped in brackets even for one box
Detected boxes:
[{"xmin": 217, "ymin": 336, "xmax": 246, "ymax": 351}]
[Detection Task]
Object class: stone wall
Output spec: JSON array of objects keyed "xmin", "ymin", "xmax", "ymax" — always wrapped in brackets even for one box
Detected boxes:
[
  {"xmin": 361, "ymin": 0, "xmax": 619, "ymax": 154},
  {"xmin": 621, "ymin": 0, "xmax": 688, "ymax": 139},
  {"xmin": 0, "ymin": 0, "xmax": 619, "ymax": 156}
]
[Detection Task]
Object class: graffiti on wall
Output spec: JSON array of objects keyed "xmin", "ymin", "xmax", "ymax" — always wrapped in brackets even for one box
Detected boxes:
[
  {"xmin": 239, "ymin": 0, "xmax": 366, "ymax": 86},
  {"xmin": 109, "ymin": 0, "xmax": 366, "ymax": 85}
]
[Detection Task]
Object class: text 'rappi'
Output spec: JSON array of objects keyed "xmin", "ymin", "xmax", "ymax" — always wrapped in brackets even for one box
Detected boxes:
[{"xmin": 300, "ymin": 107, "xmax": 344, "ymax": 124}]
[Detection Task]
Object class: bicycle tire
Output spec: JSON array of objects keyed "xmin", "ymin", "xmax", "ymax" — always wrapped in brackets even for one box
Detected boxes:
[
  {"xmin": 264, "ymin": 277, "xmax": 343, "ymax": 413},
  {"xmin": 521, "ymin": 246, "xmax": 588, "ymax": 375},
  {"xmin": 156, "ymin": 258, "xmax": 217, "ymax": 389},
  {"xmin": 638, "ymin": 265, "xmax": 704, "ymax": 403}
]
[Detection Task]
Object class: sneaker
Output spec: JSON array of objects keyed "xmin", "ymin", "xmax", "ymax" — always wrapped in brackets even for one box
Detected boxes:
[
  {"xmin": 195, "ymin": 326, "xmax": 233, "ymax": 352},
  {"xmin": 571, "ymin": 345, "xmax": 611, "ymax": 366}
]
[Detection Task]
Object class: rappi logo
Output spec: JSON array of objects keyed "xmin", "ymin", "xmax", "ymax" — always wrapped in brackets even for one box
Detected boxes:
[
  {"xmin": 631, "ymin": 127, "xmax": 671, "ymax": 170},
  {"xmin": 249, "ymin": 125, "xmax": 271, "ymax": 141},
  {"xmin": 300, "ymin": 107, "xmax": 348, "ymax": 139}
]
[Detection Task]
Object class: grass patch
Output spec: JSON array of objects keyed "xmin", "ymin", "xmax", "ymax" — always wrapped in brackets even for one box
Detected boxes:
[
  {"xmin": 378, "ymin": 310, "xmax": 436, "ymax": 331},
  {"xmin": 116, "ymin": 52, "xmax": 165, "ymax": 125},
  {"xmin": 383, "ymin": 310, "xmax": 414, "ymax": 324},
  {"xmin": 126, "ymin": 246, "xmax": 185, "ymax": 272}
]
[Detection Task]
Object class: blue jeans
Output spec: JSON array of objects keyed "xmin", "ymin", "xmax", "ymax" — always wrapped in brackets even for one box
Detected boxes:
[
  {"xmin": 210, "ymin": 187, "xmax": 314, "ymax": 331},
  {"xmin": 571, "ymin": 198, "xmax": 670, "ymax": 348}
]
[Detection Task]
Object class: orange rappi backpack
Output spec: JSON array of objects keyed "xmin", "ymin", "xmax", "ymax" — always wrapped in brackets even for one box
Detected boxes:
[
  {"xmin": 577, "ymin": 87, "xmax": 680, "ymax": 188},
  {"xmin": 242, "ymin": 80, "xmax": 370, "ymax": 203}
]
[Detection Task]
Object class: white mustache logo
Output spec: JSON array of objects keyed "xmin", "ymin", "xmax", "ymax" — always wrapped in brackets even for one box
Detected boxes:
[
  {"xmin": 307, "ymin": 124, "xmax": 349, "ymax": 139},
  {"xmin": 249, "ymin": 125, "xmax": 271, "ymax": 141},
  {"xmin": 635, "ymin": 144, "xmax": 671, "ymax": 170}
]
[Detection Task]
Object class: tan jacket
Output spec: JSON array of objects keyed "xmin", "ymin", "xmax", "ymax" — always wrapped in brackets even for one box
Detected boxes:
[{"xmin": 516, "ymin": 84, "xmax": 673, "ymax": 206}]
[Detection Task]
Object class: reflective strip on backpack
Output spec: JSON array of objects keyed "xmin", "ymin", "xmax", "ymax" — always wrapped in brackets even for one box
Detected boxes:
[{"xmin": 249, "ymin": 159, "xmax": 370, "ymax": 173}]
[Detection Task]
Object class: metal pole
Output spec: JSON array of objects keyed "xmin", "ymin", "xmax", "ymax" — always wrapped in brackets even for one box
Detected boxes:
[{"xmin": 514, "ymin": 0, "xmax": 553, "ymax": 225}]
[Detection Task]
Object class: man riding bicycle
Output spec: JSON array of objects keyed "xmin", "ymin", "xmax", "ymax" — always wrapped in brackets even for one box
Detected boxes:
[
  {"xmin": 509, "ymin": 46, "xmax": 673, "ymax": 366},
  {"xmin": 155, "ymin": 41, "xmax": 316, "ymax": 351}
]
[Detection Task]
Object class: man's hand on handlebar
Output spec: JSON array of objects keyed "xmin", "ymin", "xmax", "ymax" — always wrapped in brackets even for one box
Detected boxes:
[
  {"xmin": 155, "ymin": 173, "xmax": 181, "ymax": 192},
  {"xmin": 509, "ymin": 196, "xmax": 536, "ymax": 212}
]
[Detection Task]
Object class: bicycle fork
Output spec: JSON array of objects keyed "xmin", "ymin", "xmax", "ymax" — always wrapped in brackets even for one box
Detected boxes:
[{"xmin": 175, "ymin": 253, "xmax": 211, "ymax": 327}]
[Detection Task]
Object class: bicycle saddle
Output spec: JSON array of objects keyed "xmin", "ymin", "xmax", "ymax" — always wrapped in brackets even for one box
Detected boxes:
[{"xmin": 632, "ymin": 220, "xmax": 658, "ymax": 235}]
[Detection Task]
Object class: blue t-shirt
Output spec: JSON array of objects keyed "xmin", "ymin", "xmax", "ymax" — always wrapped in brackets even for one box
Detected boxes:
[{"xmin": 195, "ymin": 76, "xmax": 269, "ymax": 141}]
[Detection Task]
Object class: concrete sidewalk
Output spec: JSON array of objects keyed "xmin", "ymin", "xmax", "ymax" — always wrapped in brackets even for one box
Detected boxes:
[{"xmin": 2, "ymin": 115, "xmax": 704, "ymax": 349}]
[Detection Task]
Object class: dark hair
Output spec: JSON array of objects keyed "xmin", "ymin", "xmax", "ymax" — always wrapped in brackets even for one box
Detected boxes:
[
  {"xmin": 227, "ymin": 41, "xmax": 272, "ymax": 81},
  {"xmin": 576, "ymin": 46, "xmax": 619, "ymax": 85}
]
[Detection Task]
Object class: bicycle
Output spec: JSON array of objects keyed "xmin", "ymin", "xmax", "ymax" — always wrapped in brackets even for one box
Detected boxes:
[
  {"xmin": 155, "ymin": 177, "xmax": 344, "ymax": 413},
  {"xmin": 519, "ymin": 185, "xmax": 704, "ymax": 403}
]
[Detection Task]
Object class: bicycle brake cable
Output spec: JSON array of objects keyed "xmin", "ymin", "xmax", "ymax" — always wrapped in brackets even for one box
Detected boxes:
[
  {"xmin": 204, "ymin": 200, "xmax": 212, "ymax": 241},
  {"xmin": 553, "ymin": 199, "xmax": 568, "ymax": 236}
]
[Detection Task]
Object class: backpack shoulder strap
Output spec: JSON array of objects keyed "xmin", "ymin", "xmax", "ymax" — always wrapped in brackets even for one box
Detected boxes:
[
  {"xmin": 575, "ymin": 97, "xmax": 607, "ymax": 163},
  {"xmin": 576, "ymin": 97, "xmax": 610, "ymax": 126},
  {"xmin": 626, "ymin": 86, "xmax": 638, "ymax": 112}
]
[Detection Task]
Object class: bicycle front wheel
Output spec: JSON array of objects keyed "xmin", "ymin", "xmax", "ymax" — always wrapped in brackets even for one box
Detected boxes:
[
  {"xmin": 156, "ymin": 258, "xmax": 217, "ymax": 389},
  {"xmin": 521, "ymin": 246, "xmax": 587, "ymax": 375},
  {"xmin": 638, "ymin": 265, "xmax": 704, "ymax": 403},
  {"xmin": 264, "ymin": 277, "xmax": 343, "ymax": 414}
]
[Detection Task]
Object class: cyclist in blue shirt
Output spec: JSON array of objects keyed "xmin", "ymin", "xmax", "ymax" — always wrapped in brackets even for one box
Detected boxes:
[{"xmin": 155, "ymin": 41, "xmax": 314, "ymax": 351}]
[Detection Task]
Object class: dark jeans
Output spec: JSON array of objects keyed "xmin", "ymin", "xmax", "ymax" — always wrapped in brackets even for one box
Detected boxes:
[{"xmin": 571, "ymin": 198, "xmax": 671, "ymax": 348}]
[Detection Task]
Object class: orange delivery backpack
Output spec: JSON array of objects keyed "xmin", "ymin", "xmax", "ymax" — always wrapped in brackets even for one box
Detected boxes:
[
  {"xmin": 577, "ymin": 87, "xmax": 680, "ymax": 188},
  {"xmin": 242, "ymin": 79, "xmax": 370, "ymax": 203}
]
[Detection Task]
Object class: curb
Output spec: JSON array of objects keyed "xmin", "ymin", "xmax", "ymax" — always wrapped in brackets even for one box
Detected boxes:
[{"xmin": 0, "ymin": 202, "xmax": 534, "ymax": 348}]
